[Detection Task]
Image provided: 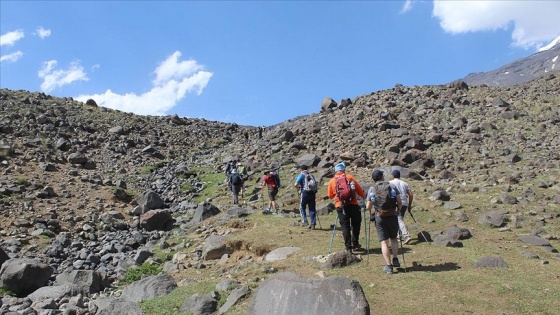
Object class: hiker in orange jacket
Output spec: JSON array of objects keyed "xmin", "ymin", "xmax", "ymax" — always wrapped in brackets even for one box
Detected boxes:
[{"xmin": 327, "ymin": 162, "xmax": 366, "ymax": 253}]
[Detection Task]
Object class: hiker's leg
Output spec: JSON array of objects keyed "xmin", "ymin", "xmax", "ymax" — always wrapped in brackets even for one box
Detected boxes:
[
  {"xmin": 299, "ymin": 193, "xmax": 308, "ymax": 224},
  {"xmin": 397, "ymin": 214, "xmax": 410, "ymax": 240},
  {"xmin": 337, "ymin": 208, "xmax": 352, "ymax": 250},
  {"xmin": 380, "ymin": 240, "xmax": 391, "ymax": 266},
  {"xmin": 348, "ymin": 205, "xmax": 362, "ymax": 247},
  {"xmin": 308, "ymin": 194, "xmax": 317, "ymax": 226},
  {"xmin": 388, "ymin": 216, "xmax": 400, "ymax": 259}
]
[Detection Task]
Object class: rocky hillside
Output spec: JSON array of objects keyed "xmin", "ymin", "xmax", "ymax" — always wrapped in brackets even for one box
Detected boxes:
[{"xmin": 1, "ymin": 71, "xmax": 559, "ymax": 314}]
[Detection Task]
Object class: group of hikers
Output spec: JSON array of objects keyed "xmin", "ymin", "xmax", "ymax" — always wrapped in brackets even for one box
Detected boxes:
[{"xmin": 224, "ymin": 160, "xmax": 414, "ymax": 274}]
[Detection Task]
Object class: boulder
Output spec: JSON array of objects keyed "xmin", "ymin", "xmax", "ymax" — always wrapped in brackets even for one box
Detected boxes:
[
  {"xmin": 121, "ymin": 273, "xmax": 177, "ymax": 302},
  {"xmin": 247, "ymin": 272, "xmax": 369, "ymax": 315},
  {"xmin": 0, "ymin": 258, "xmax": 53, "ymax": 296}
]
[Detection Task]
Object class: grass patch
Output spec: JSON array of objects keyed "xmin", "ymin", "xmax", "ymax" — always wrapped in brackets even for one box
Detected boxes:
[
  {"xmin": 122, "ymin": 262, "xmax": 163, "ymax": 285},
  {"xmin": 140, "ymin": 281, "xmax": 228, "ymax": 315}
]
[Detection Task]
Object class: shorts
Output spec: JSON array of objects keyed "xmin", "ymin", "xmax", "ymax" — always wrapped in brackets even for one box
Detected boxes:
[
  {"xmin": 375, "ymin": 214, "xmax": 399, "ymax": 241},
  {"xmin": 268, "ymin": 188, "xmax": 278, "ymax": 201}
]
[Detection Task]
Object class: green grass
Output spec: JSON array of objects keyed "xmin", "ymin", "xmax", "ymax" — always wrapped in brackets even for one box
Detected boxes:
[
  {"xmin": 122, "ymin": 262, "xmax": 163, "ymax": 285},
  {"xmin": 141, "ymin": 281, "xmax": 228, "ymax": 315}
]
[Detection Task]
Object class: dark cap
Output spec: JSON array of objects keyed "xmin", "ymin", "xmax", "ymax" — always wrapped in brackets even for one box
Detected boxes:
[
  {"xmin": 301, "ymin": 165, "xmax": 308, "ymax": 170},
  {"xmin": 392, "ymin": 169, "xmax": 401, "ymax": 178},
  {"xmin": 372, "ymin": 169, "xmax": 384, "ymax": 181}
]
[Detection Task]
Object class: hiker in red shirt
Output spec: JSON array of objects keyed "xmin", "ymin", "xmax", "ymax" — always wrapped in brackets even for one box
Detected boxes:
[
  {"xmin": 327, "ymin": 162, "xmax": 366, "ymax": 253},
  {"xmin": 260, "ymin": 170, "xmax": 280, "ymax": 214}
]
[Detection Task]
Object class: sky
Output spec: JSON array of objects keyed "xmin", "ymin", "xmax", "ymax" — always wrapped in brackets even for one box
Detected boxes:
[{"xmin": 1, "ymin": 1, "xmax": 560, "ymax": 127}]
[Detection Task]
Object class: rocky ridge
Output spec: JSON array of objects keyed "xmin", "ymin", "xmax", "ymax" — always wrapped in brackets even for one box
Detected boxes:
[{"xmin": 0, "ymin": 71, "xmax": 560, "ymax": 314}]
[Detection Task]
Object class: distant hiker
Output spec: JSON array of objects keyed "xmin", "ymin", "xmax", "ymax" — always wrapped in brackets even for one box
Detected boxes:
[
  {"xmin": 237, "ymin": 162, "xmax": 248, "ymax": 195},
  {"xmin": 390, "ymin": 169, "xmax": 413, "ymax": 244},
  {"xmin": 260, "ymin": 170, "xmax": 280, "ymax": 213},
  {"xmin": 367, "ymin": 169, "xmax": 402, "ymax": 274},
  {"xmin": 244, "ymin": 130, "xmax": 249, "ymax": 142},
  {"xmin": 294, "ymin": 165, "xmax": 318, "ymax": 229},
  {"xmin": 258, "ymin": 126, "xmax": 263, "ymax": 139},
  {"xmin": 225, "ymin": 161, "xmax": 233, "ymax": 177},
  {"xmin": 327, "ymin": 162, "xmax": 366, "ymax": 253},
  {"xmin": 228, "ymin": 169, "xmax": 244, "ymax": 205}
]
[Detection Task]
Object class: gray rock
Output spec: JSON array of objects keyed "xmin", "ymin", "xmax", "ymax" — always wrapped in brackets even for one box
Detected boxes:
[
  {"xmin": 91, "ymin": 297, "xmax": 143, "ymax": 315},
  {"xmin": 140, "ymin": 209, "xmax": 173, "ymax": 231},
  {"xmin": 247, "ymin": 272, "xmax": 369, "ymax": 315},
  {"xmin": 28, "ymin": 285, "xmax": 73, "ymax": 302},
  {"xmin": 518, "ymin": 235, "xmax": 551, "ymax": 246},
  {"xmin": 443, "ymin": 201, "xmax": 462, "ymax": 210},
  {"xmin": 0, "ymin": 258, "xmax": 53, "ymax": 296},
  {"xmin": 121, "ymin": 273, "xmax": 177, "ymax": 302},
  {"xmin": 55, "ymin": 270, "xmax": 108, "ymax": 295},
  {"xmin": 181, "ymin": 294, "xmax": 218, "ymax": 315},
  {"xmin": 133, "ymin": 190, "xmax": 164, "ymax": 214},
  {"xmin": 319, "ymin": 251, "xmax": 361, "ymax": 269},
  {"xmin": 475, "ymin": 255, "xmax": 508, "ymax": 268},
  {"xmin": 216, "ymin": 280, "xmax": 240, "ymax": 292},
  {"xmin": 202, "ymin": 235, "xmax": 233, "ymax": 261},
  {"xmin": 191, "ymin": 203, "xmax": 221, "ymax": 224},
  {"xmin": 218, "ymin": 284, "xmax": 250, "ymax": 314},
  {"xmin": 478, "ymin": 211, "xmax": 504, "ymax": 228},
  {"xmin": 265, "ymin": 247, "xmax": 302, "ymax": 262}
]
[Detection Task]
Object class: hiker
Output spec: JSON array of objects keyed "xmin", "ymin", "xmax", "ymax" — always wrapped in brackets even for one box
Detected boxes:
[
  {"xmin": 390, "ymin": 169, "xmax": 413, "ymax": 244},
  {"xmin": 327, "ymin": 162, "xmax": 366, "ymax": 253},
  {"xmin": 366, "ymin": 169, "xmax": 402, "ymax": 274},
  {"xmin": 244, "ymin": 130, "xmax": 249, "ymax": 142},
  {"xmin": 258, "ymin": 126, "xmax": 263, "ymax": 139},
  {"xmin": 227, "ymin": 169, "xmax": 244, "ymax": 205},
  {"xmin": 260, "ymin": 170, "xmax": 280, "ymax": 213},
  {"xmin": 237, "ymin": 162, "xmax": 248, "ymax": 195},
  {"xmin": 294, "ymin": 165, "xmax": 318, "ymax": 229},
  {"xmin": 225, "ymin": 161, "xmax": 233, "ymax": 177}
]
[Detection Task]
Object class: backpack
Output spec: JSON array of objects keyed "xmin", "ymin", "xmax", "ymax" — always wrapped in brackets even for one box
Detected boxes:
[
  {"xmin": 303, "ymin": 173, "xmax": 318, "ymax": 193},
  {"xmin": 335, "ymin": 174, "xmax": 355, "ymax": 204},
  {"xmin": 372, "ymin": 182, "xmax": 398, "ymax": 217},
  {"xmin": 266, "ymin": 172, "xmax": 280, "ymax": 189},
  {"xmin": 231, "ymin": 174, "xmax": 243, "ymax": 186}
]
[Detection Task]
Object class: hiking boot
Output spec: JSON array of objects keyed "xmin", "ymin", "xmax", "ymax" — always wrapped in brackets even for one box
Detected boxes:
[
  {"xmin": 392, "ymin": 257, "xmax": 400, "ymax": 268},
  {"xmin": 302, "ymin": 221, "xmax": 309, "ymax": 227},
  {"xmin": 309, "ymin": 225, "xmax": 315, "ymax": 230},
  {"xmin": 353, "ymin": 243, "xmax": 363, "ymax": 251},
  {"xmin": 404, "ymin": 237, "xmax": 412, "ymax": 245},
  {"xmin": 383, "ymin": 265, "xmax": 393, "ymax": 274}
]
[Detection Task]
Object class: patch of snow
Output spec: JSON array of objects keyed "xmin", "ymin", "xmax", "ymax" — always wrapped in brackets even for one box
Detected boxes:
[
  {"xmin": 538, "ymin": 35, "xmax": 560, "ymax": 52},
  {"xmin": 553, "ymin": 55, "xmax": 558, "ymax": 62}
]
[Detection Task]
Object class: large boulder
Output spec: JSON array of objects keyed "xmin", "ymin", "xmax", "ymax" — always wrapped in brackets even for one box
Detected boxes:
[
  {"xmin": 202, "ymin": 235, "xmax": 233, "ymax": 261},
  {"xmin": 247, "ymin": 272, "xmax": 369, "ymax": 315},
  {"xmin": 121, "ymin": 273, "xmax": 177, "ymax": 302},
  {"xmin": 0, "ymin": 258, "xmax": 53, "ymax": 296},
  {"xmin": 91, "ymin": 298, "xmax": 143, "ymax": 315},
  {"xmin": 55, "ymin": 269, "xmax": 109, "ymax": 295},
  {"xmin": 140, "ymin": 209, "xmax": 174, "ymax": 231}
]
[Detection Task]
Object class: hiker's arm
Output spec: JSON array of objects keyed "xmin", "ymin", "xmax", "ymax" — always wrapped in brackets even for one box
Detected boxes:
[
  {"xmin": 407, "ymin": 189, "xmax": 414, "ymax": 211},
  {"xmin": 396, "ymin": 195, "xmax": 403, "ymax": 211}
]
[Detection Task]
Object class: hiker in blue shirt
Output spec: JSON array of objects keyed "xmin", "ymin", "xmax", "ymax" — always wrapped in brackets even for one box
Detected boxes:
[
  {"xmin": 227, "ymin": 169, "xmax": 244, "ymax": 205},
  {"xmin": 294, "ymin": 165, "xmax": 318, "ymax": 229}
]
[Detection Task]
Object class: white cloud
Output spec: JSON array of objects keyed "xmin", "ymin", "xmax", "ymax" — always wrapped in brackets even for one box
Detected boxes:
[
  {"xmin": 38, "ymin": 60, "xmax": 89, "ymax": 93},
  {"xmin": 0, "ymin": 51, "xmax": 23, "ymax": 63},
  {"xmin": 35, "ymin": 27, "xmax": 51, "ymax": 39},
  {"xmin": 75, "ymin": 51, "xmax": 213, "ymax": 116},
  {"xmin": 432, "ymin": 1, "xmax": 560, "ymax": 49},
  {"xmin": 400, "ymin": 0, "xmax": 414, "ymax": 14},
  {"xmin": 0, "ymin": 29, "xmax": 24, "ymax": 46}
]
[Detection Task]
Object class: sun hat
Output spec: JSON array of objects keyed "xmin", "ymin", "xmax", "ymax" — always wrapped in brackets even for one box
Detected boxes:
[{"xmin": 334, "ymin": 162, "xmax": 346, "ymax": 172}]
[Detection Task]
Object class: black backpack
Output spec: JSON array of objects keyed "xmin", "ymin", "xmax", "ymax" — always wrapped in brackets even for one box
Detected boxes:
[
  {"xmin": 232, "ymin": 174, "xmax": 243, "ymax": 186},
  {"xmin": 372, "ymin": 182, "xmax": 398, "ymax": 217}
]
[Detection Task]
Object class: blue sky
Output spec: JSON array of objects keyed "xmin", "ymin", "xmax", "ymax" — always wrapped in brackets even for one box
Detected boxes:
[{"xmin": 1, "ymin": 1, "xmax": 560, "ymax": 127}]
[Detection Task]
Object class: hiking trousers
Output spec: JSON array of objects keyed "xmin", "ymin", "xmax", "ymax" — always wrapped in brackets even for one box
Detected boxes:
[
  {"xmin": 232, "ymin": 185, "xmax": 242, "ymax": 204},
  {"xmin": 337, "ymin": 204, "xmax": 362, "ymax": 250},
  {"xmin": 299, "ymin": 191, "xmax": 317, "ymax": 225}
]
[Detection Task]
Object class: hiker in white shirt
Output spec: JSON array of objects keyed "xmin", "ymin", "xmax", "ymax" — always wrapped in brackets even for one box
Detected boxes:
[{"xmin": 389, "ymin": 169, "xmax": 414, "ymax": 244}]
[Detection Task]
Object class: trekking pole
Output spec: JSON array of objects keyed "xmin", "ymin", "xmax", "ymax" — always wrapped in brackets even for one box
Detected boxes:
[
  {"xmin": 398, "ymin": 228, "xmax": 407, "ymax": 272},
  {"xmin": 410, "ymin": 212, "xmax": 430, "ymax": 242},
  {"xmin": 328, "ymin": 211, "xmax": 338, "ymax": 255},
  {"xmin": 316, "ymin": 209, "xmax": 322, "ymax": 229},
  {"xmin": 366, "ymin": 210, "xmax": 371, "ymax": 266}
]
